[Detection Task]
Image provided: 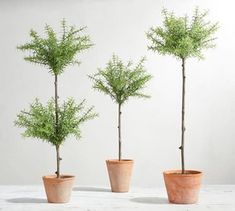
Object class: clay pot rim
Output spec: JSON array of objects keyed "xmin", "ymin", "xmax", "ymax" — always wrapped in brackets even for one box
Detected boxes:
[
  {"xmin": 42, "ymin": 175, "xmax": 75, "ymax": 181},
  {"xmin": 163, "ymin": 170, "xmax": 202, "ymax": 177},
  {"xmin": 106, "ymin": 159, "xmax": 134, "ymax": 164}
]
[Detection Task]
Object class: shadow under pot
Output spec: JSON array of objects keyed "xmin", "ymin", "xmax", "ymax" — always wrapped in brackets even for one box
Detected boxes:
[
  {"xmin": 163, "ymin": 170, "xmax": 202, "ymax": 204},
  {"xmin": 42, "ymin": 175, "xmax": 75, "ymax": 203},
  {"xmin": 106, "ymin": 159, "xmax": 134, "ymax": 193}
]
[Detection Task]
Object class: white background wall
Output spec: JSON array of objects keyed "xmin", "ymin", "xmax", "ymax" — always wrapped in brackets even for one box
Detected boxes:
[{"xmin": 0, "ymin": 0, "xmax": 235, "ymax": 187}]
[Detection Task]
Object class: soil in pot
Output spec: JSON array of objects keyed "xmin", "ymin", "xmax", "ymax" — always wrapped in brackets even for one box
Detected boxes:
[
  {"xmin": 42, "ymin": 175, "xmax": 75, "ymax": 203},
  {"xmin": 106, "ymin": 159, "xmax": 134, "ymax": 193},
  {"xmin": 163, "ymin": 170, "xmax": 202, "ymax": 204}
]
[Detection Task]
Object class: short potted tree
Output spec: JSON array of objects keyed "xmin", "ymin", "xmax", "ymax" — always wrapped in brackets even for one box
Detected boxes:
[
  {"xmin": 89, "ymin": 55, "xmax": 152, "ymax": 192},
  {"xmin": 15, "ymin": 20, "xmax": 97, "ymax": 203},
  {"xmin": 147, "ymin": 8, "xmax": 218, "ymax": 204}
]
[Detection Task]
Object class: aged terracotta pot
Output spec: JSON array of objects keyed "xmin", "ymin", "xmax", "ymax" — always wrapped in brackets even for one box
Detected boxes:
[
  {"xmin": 42, "ymin": 175, "xmax": 75, "ymax": 203},
  {"xmin": 106, "ymin": 159, "xmax": 134, "ymax": 192},
  {"xmin": 163, "ymin": 170, "xmax": 202, "ymax": 204}
]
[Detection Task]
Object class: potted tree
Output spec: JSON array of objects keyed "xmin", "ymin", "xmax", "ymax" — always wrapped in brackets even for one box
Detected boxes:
[
  {"xmin": 89, "ymin": 55, "xmax": 152, "ymax": 192},
  {"xmin": 147, "ymin": 8, "xmax": 218, "ymax": 204},
  {"xmin": 15, "ymin": 20, "xmax": 97, "ymax": 203}
]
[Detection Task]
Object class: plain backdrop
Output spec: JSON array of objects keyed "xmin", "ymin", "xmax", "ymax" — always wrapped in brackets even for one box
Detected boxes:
[{"xmin": 0, "ymin": 0, "xmax": 235, "ymax": 187}]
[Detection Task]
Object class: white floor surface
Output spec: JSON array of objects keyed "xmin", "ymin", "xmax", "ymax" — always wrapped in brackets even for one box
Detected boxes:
[{"xmin": 0, "ymin": 185, "xmax": 235, "ymax": 211}]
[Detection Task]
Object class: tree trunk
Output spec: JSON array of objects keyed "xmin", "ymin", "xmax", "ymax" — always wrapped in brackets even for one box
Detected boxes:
[
  {"xmin": 180, "ymin": 58, "xmax": 186, "ymax": 174},
  {"xmin": 54, "ymin": 74, "xmax": 60, "ymax": 178},
  {"xmin": 118, "ymin": 103, "xmax": 122, "ymax": 161},
  {"xmin": 56, "ymin": 145, "xmax": 60, "ymax": 178}
]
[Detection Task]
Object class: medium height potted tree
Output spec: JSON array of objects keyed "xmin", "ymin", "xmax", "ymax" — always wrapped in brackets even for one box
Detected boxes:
[
  {"xmin": 89, "ymin": 55, "xmax": 152, "ymax": 192},
  {"xmin": 147, "ymin": 8, "xmax": 218, "ymax": 204},
  {"xmin": 15, "ymin": 20, "xmax": 97, "ymax": 203}
]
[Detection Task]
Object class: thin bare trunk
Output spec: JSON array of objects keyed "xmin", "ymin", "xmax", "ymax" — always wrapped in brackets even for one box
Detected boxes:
[
  {"xmin": 56, "ymin": 145, "xmax": 60, "ymax": 178},
  {"xmin": 180, "ymin": 58, "xmax": 186, "ymax": 174},
  {"xmin": 54, "ymin": 74, "xmax": 60, "ymax": 178},
  {"xmin": 55, "ymin": 74, "xmax": 59, "ymax": 130},
  {"xmin": 118, "ymin": 103, "xmax": 122, "ymax": 161}
]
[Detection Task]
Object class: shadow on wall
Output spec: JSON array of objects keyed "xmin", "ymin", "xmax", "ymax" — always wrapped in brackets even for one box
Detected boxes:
[
  {"xmin": 73, "ymin": 186, "xmax": 110, "ymax": 192},
  {"xmin": 130, "ymin": 197, "xmax": 168, "ymax": 204},
  {"xmin": 7, "ymin": 198, "xmax": 47, "ymax": 203}
]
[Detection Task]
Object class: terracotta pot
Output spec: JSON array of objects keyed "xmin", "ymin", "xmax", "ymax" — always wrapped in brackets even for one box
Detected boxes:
[
  {"xmin": 163, "ymin": 170, "xmax": 202, "ymax": 204},
  {"xmin": 106, "ymin": 159, "xmax": 134, "ymax": 192},
  {"xmin": 42, "ymin": 175, "xmax": 75, "ymax": 203}
]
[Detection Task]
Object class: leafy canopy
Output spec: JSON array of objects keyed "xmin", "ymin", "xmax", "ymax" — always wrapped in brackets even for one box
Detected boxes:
[
  {"xmin": 89, "ymin": 55, "xmax": 152, "ymax": 105},
  {"xmin": 15, "ymin": 98, "xmax": 97, "ymax": 146},
  {"xmin": 147, "ymin": 8, "xmax": 218, "ymax": 59},
  {"xmin": 17, "ymin": 19, "xmax": 93, "ymax": 75}
]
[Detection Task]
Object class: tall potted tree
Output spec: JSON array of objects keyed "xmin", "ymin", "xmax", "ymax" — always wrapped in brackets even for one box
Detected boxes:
[
  {"xmin": 15, "ymin": 20, "xmax": 97, "ymax": 203},
  {"xmin": 147, "ymin": 8, "xmax": 218, "ymax": 204},
  {"xmin": 89, "ymin": 55, "xmax": 152, "ymax": 192}
]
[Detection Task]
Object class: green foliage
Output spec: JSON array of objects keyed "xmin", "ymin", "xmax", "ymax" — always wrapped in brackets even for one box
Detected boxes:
[
  {"xmin": 89, "ymin": 55, "xmax": 152, "ymax": 105},
  {"xmin": 15, "ymin": 98, "xmax": 97, "ymax": 146},
  {"xmin": 17, "ymin": 19, "xmax": 93, "ymax": 75},
  {"xmin": 147, "ymin": 8, "xmax": 218, "ymax": 59}
]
